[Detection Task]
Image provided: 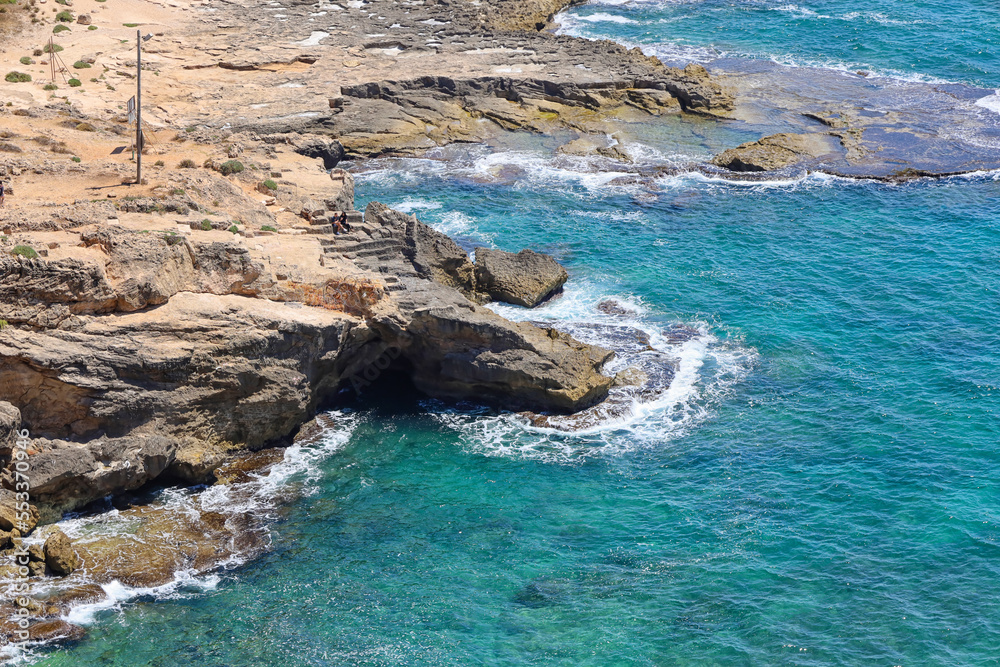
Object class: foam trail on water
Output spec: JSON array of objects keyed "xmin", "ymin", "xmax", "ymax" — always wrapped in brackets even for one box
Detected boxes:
[
  {"xmin": 576, "ymin": 12, "xmax": 639, "ymax": 23},
  {"xmin": 432, "ymin": 279, "xmax": 757, "ymax": 462}
]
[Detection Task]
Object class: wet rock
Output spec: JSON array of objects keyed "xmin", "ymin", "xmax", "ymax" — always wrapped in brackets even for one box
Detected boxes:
[
  {"xmin": 474, "ymin": 248, "xmax": 568, "ymax": 308},
  {"xmin": 76, "ymin": 496, "xmax": 269, "ymax": 588},
  {"xmin": 212, "ymin": 448, "xmax": 286, "ymax": 485},
  {"xmin": 27, "ymin": 620, "xmax": 86, "ymax": 643},
  {"xmin": 663, "ymin": 324, "xmax": 701, "ymax": 344},
  {"xmin": 44, "ymin": 529, "xmax": 81, "ymax": 575},
  {"xmin": 558, "ymin": 136, "xmax": 631, "ymax": 161},
  {"xmin": 597, "ymin": 299, "xmax": 637, "ymax": 318},
  {"xmin": 28, "ymin": 543, "xmax": 45, "ymax": 562},
  {"xmin": 39, "ymin": 583, "xmax": 107, "ymax": 610},
  {"xmin": 712, "ymin": 132, "xmax": 840, "ymax": 172}
]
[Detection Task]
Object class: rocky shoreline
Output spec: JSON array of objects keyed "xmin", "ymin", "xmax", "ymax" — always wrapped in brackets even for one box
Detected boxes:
[{"xmin": 0, "ymin": 0, "xmax": 998, "ymax": 649}]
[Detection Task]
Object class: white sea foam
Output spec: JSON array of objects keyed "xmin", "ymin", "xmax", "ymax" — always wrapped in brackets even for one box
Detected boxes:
[
  {"xmin": 576, "ymin": 12, "xmax": 639, "ymax": 24},
  {"xmin": 391, "ymin": 198, "xmax": 444, "ymax": 213},
  {"xmin": 774, "ymin": 5, "xmax": 921, "ymax": 26},
  {"xmin": 975, "ymin": 91, "xmax": 1000, "ymax": 115},
  {"xmin": 654, "ymin": 169, "xmax": 871, "ymax": 191},
  {"xmin": 467, "ymin": 150, "xmax": 635, "ymax": 191},
  {"xmin": 772, "ymin": 4, "xmax": 830, "ymax": 19}
]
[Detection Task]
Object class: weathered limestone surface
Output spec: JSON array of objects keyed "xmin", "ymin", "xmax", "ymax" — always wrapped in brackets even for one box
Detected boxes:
[{"xmin": 474, "ymin": 247, "xmax": 569, "ymax": 308}]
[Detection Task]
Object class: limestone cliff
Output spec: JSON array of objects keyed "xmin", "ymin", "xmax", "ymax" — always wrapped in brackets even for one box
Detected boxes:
[{"xmin": 0, "ymin": 197, "xmax": 612, "ymax": 517}]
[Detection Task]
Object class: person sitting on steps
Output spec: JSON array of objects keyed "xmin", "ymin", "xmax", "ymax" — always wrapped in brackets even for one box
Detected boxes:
[
  {"xmin": 332, "ymin": 211, "xmax": 346, "ymax": 235},
  {"xmin": 339, "ymin": 210, "xmax": 351, "ymax": 233}
]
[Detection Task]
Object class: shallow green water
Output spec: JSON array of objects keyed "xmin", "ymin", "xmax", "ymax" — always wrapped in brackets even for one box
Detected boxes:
[{"xmin": 30, "ymin": 163, "xmax": 1000, "ymax": 665}]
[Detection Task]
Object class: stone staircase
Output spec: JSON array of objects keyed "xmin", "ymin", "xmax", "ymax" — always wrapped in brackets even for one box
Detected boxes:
[{"xmin": 318, "ymin": 217, "xmax": 412, "ymax": 292}]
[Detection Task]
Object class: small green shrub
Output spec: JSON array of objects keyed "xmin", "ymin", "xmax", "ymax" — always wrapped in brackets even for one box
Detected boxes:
[
  {"xmin": 228, "ymin": 225, "xmax": 239, "ymax": 234},
  {"xmin": 200, "ymin": 219, "xmax": 213, "ymax": 231},
  {"xmin": 43, "ymin": 43, "xmax": 63, "ymax": 53},
  {"xmin": 154, "ymin": 160, "xmax": 164, "ymax": 167},
  {"xmin": 123, "ymin": 22, "xmax": 138, "ymax": 27},
  {"xmin": 43, "ymin": 83, "xmax": 57, "ymax": 91},
  {"xmin": 11, "ymin": 245, "xmax": 39, "ymax": 259},
  {"xmin": 262, "ymin": 179, "xmax": 277, "ymax": 191},
  {"xmin": 55, "ymin": 10, "xmax": 73, "ymax": 22},
  {"xmin": 53, "ymin": 24, "xmax": 69, "ymax": 33},
  {"xmin": 71, "ymin": 156, "xmax": 81, "ymax": 162},
  {"xmin": 88, "ymin": 25, "xmax": 97, "ymax": 30},
  {"xmin": 261, "ymin": 225, "xmax": 277, "ymax": 232},
  {"xmin": 179, "ymin": 159, "xmax": 196, "ymax": 169},
  {"xmin": 219, "ymin": 160, "xmax": 244, "ymax": 176},
  {"xmin": 171, "ymin": 188, "xmax": 185, "ymax": 195},
  {"xmin": 19, "ymin": 56, "xmax": 33, "ymax": 65},
  {"xmin": 0, "ymin": 320, "xmax": 8, "ymax": 331},
  {"xmin": 67, "ymin": 78, "xmax": 81, "ymax": 87},
  {"xmin": 4, "ymin": 72, "xmax": 31, "ymax": 83},
  {"xmin": 72, "ymin": 61, "xmax": 91, "ymax": 69}
]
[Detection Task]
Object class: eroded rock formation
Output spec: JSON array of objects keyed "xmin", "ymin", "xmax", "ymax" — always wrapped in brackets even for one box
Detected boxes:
[
  {"xmin": 0, "ymin": 200, "xmax": 612, "ymax": 518},
  {"xmin": 474, "ymin": 247, "xmax": 569, "ymax": 308}
]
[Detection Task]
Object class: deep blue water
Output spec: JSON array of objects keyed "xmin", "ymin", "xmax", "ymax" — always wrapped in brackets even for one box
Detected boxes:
[{"xmin": 20, "ymin": 1, "xmax": 1000, "ymax": 665}]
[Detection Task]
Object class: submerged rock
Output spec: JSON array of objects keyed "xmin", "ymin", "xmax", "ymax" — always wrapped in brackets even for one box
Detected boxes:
[
  {"xmin": 474, "ymin": 247, "xmax": 568, "ymax": 308},
  {"xmin": 26, "ymin": 620, "xmax": 86, "ymax": 643},
  {"xmin": 512, "ymin": 580, "xmax": 565, "ymax": 608},
  {"xmin": 597, "ymin": 300, "xmax": 638, "ymax": 318}
]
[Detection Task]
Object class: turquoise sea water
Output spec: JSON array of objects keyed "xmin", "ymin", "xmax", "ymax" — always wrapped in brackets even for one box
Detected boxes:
[
  {"xmin": 558, "ymin": 0, "xmax": 1000, "ymax": 87},
  {"xmin": 22, "ymin": 2, "xmax": 1000, "ymax": 665}
]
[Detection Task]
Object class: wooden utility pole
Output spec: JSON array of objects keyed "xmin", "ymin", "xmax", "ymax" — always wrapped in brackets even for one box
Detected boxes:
[{"xmin": 136, "ymin": 29, "xmax": 142, "ymax": 185}]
